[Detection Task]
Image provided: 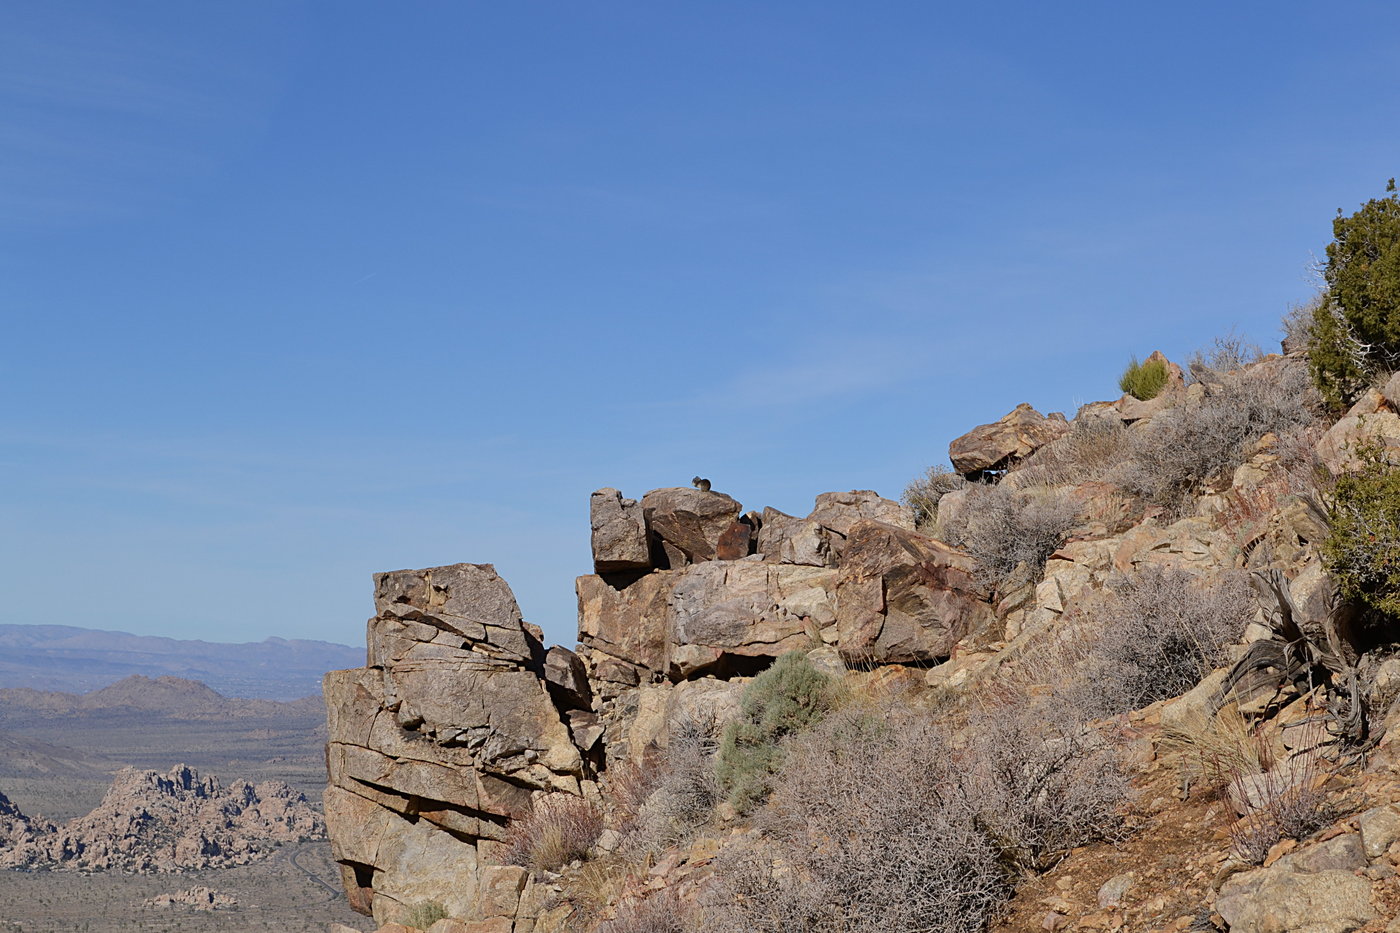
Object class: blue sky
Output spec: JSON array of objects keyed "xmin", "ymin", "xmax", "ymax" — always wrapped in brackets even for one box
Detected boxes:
[{"xmin": 4, "ymin": 2, "xmax": 1399, "ymax": 649}]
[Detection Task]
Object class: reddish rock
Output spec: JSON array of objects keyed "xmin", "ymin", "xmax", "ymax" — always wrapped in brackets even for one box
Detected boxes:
[
  {"xmin": 836, "ymin": 520, "xmax": 994, "ymax": 665},
  {"xmin": 641, "ymin": 487, "xmax": 743, "ymax": 568},
  {"xmin": 576, "ymin": 571, "xmax": 679, "ymax": 675},
  {"xmin": 948, "ymin": 403, "xmax": 1070, "ymax": 476},
  {"xmin": 589, "ymin": 488, "xmax": 650, "ymax": 573},
  {"xmin": 716, "ymin": 519, "xmax": 753, "ymax": 560},
  {"xmin": 543, "ymin": 645, "xmax": 592, "ymax": 709}
]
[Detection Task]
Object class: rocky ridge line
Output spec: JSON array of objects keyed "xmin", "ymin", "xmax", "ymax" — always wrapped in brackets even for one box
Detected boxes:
[{"xmin": 0, "ymin": 763, "xmax": 323, "ymax": 872}]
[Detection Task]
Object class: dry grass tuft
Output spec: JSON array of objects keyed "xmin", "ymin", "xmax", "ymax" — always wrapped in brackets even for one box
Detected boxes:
[{"xmin": 502, "ymin": 793, "xmax": 603, "ymax": 873}]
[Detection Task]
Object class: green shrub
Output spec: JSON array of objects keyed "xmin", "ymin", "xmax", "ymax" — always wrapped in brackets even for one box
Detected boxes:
[
  {"xmin": 405, "ymin": 900, "xmax": 448, "ymax": 929},
  {"xmin": 1322, "ymin": 442, "xmax": 1400, "ymax": 615},
  {"xmin": 1310, "ymin": 179, "xmax": 1400, "ymax": 408},
  {"xmin": 716, "ymin": 652, "xmax": 842, "ymax": 813},
  {"xmin": 1119, "ymin": 355, "xmax": 1169, "ymax": 400}
]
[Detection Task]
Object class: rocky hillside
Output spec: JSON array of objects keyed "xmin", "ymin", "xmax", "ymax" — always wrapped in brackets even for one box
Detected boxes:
[
  {"xmin": 0, "ymin": 764, "xmax": 324, "ymax": 872},
  {"xmin": 323, "ymin": 345, "xmax": 1400, "ymax": 933}
]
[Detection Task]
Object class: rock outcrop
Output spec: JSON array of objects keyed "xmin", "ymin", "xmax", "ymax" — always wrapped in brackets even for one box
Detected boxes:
[
  {"xmin": 324, "ymin": 563, "xmax": 584, "ymax": 925},
  {"xmin": 324, "ymin": 487, "xmax": 1010, "ymax": 927},
  {"xmin": 0, "ymin": 764, "xmax": 320, "ymax": 872},
  {"xmin": 0, "ymin": 789, "xmax": 53, "ymax": 853},
  {"xmin": 324, "ymin": 350, "xmax": 1400, "ymax": 933}
]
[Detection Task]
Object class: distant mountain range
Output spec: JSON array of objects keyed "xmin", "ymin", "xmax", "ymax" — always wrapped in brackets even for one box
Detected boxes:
[
  {"xmin": 0, "ymin": 674, "xmax": 325, "ymax": 720},
  {"xmin": 0, "ymin": 624, "xmax": 362, "ymax": 700}
]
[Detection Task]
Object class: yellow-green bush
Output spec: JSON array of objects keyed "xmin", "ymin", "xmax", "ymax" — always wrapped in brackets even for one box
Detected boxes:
[{"xmin": 1119, "ymin": 355, "xmax": 1169, "ymax": 400}]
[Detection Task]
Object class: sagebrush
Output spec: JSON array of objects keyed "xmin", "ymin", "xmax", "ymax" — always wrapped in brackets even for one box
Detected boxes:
[{"xmin": 716, "ymin": 651, "xmax": 842, "ymax": 814}]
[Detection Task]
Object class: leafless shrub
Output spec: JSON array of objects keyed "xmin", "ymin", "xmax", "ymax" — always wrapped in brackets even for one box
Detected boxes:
[
  {"xmin": 703, "ymin": 698, "xmax": 1126, "ymax": 933},
  {"xmin": 555, "ymin": 857, "xmax": 627, "ymax": 929},
  {"xmin": 1274, "ymin": 423, "xmax": 1332, "ymax": 501},
  {"xmin": 706, "ymin": 709, "xmax": 1006, "ymax": 933},
  {"xmin": 597, "ymin": 887, "xmax": 695, "ymax": 933},
  {"xmin": 1115, "ymin": 359, "xmax": 1322, "ymax": 515},
  {"xmin": 961, "ymin": 695, "xmax": 1130, "ymax": 867},
  {"xmin": 628, "ymin": 715, "xmax": 722, "ymax": 853},
  {"xmin": 1025, "ymin": 418, "xmax": 1135, "ymax": 487},
  {"xmin": 502, "ymin": 793, "xmax": 603, "ymax": 873},
  {"xmin": 1187, "ymin": 332, "xmax": 1265, "ymax": 381},
  {"xmin": 603, "ymin": 754, "xmax": 663, "ymax": 839},
  {"xmin": 902, "ymin": 464, "xmax": 966, "ymax": 530},
  {"xmin": 1228, "ymin": 749, "xmax": 1337, "ymax": 865},
  {"xmin": 1056, "ymin": 567, "xmax": 1256, "ymax": 719},
  {"xmin": 1281, "ymin": 293, "xmax": 1324, "ymax": 354},
  {"xmin": 942, "ymin": 483, "xmax": 1081, "ymax": 590}
]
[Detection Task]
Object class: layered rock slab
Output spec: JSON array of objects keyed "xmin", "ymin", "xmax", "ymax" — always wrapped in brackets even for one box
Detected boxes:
[{"xmin": 325, "ymin": 563, "xmax": 585, "ymax": 926}]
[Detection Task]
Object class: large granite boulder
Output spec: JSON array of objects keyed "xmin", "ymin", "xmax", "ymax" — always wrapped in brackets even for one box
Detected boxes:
[
  {"xmin": 641, "ymin": 487, "xmax": 743, "ymax": 568},
  {"xmin": 576, "ymin": 570, "xmax": 679, "ymax": 678},
  {"xmin": 835, "ymin": 519, "xmax": 995, "ymax": 665},
  {"xmin": 370, "ymin": 563, "xmax": 538, "ymax": 667},
  {"xmin": 948, "ymin": 403, "xmax": 1070, "ymax": 476},
  {"xmin": 668, "ymin": 560, "xmax": 840, "ymax": 678},
  {"xmin": 590, "ymin": 488, "xmax": 650, "ymax": 573},
  {"xmin": 755, "ymin": 507, "xmax": 831, "ymax": 566},
  {"xmin": 1316, "ymin": 388, "xmax": 1400, "ymax": 474},
  {"xmin": 324, "ymin": 564, "xmax": 585, "ymax": 923},
  {"xmin": 1215, "ymin": 864, "xmax": 1374, "ymax": 933},
  {"xmin": 577, "ymin": 560, "xmax": 841, "ymax": 682},
  {"xmin": 808, "ymin": 490, "xmax": 914, "ymax": 535}
]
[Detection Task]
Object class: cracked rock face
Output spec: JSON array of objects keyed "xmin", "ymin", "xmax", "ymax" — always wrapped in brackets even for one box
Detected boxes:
[{"xmin": 324, "ymin": 563, "xmax": 587, "ymax": 926}]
